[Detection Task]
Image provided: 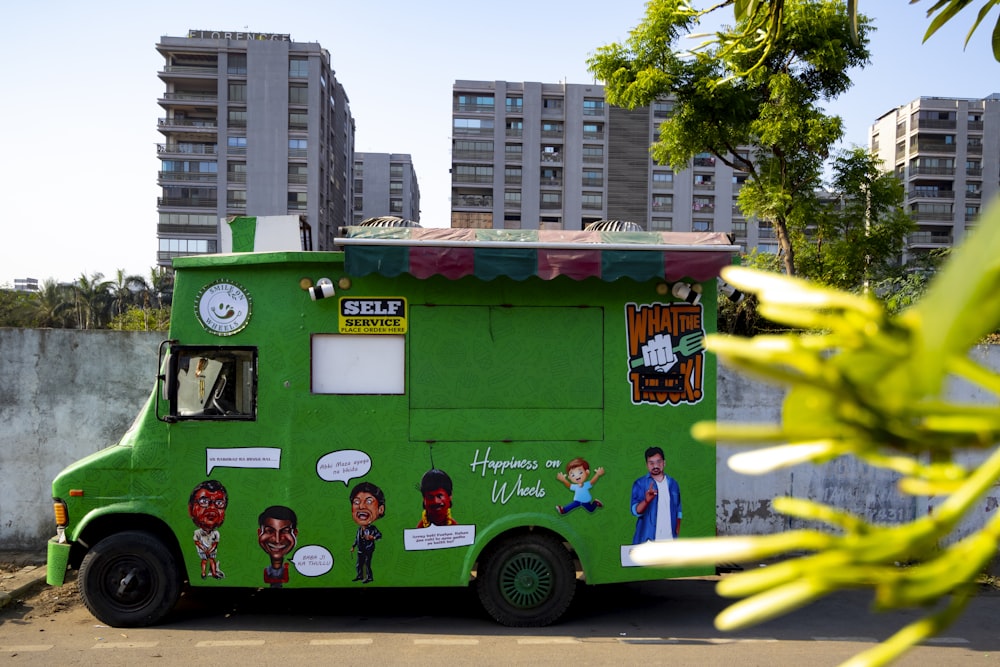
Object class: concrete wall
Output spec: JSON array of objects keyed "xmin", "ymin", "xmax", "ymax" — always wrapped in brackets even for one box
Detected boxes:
[{"xmin": 2, "ymin": 329, "xmax": 998, "ymax": 551}]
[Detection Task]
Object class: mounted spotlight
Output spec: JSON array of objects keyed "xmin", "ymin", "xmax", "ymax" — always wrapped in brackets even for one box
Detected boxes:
[
  {"xmin": 309, "ymin": 278, "xmax": 335, "ymax": 300},
  {"xmin": 671, "ymin": 281, "xmax": 701, "ymax": 305},
  {"xmin": 718, "ymin": 278, "xmax": 745, "ymax": 303}
]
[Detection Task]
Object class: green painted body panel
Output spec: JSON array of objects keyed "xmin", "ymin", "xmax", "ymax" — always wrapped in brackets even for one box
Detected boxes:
[{"xmin": 51, "ymin": 249, "xmax": 722, "ymax": 591}]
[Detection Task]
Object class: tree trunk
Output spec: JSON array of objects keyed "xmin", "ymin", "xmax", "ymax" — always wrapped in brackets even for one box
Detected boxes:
[{"xmin": 773, "ymin": 218, "xmax": 796, "ymax": 276}]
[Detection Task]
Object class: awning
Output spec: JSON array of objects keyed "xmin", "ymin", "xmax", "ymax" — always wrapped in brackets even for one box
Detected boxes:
[{"xmin": 338, "ymin": 227, "xmax": 740, "ymax": 283}]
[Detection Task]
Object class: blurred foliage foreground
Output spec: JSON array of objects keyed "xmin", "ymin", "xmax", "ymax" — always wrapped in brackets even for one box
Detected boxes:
[{"xmin": 632, "ymin": 196, "xmax": 1000, "ymax": 666}]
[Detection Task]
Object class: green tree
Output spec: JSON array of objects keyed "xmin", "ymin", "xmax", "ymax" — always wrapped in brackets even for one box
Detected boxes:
[
  {"xmin": 28, "ymin": 280, "xmax": 75, "ymax": 328},
  {"xmin": 588, "ymin": 0, "xmax": 870, "ymax": 276},
  {"xmin": 109, "ymin": 269, "xmax": 149, "ymax": 319},
  {"xmin": 72, "ymin": 272, "xmax": 113, "ymax": 330},
  {"xmin": 108, "ymin": 305, "xmax": 171, "ymax": 332},
  {"xmin": 0, "ymin": 288, "xmax": 33, "ymax": 327},
  {"xmin": 794, "ymin": 148, "xmax": 915, "ymax": 290}
]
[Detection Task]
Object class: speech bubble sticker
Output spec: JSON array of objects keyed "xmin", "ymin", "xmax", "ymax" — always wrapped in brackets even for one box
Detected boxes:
[
  {"xmin": 291, "ymin": 545, "xmax": 334, "ymax": 577},
  {"xmin": 403, "ymin": 524, "xmax": 476, "ymax": 551},
  {"xmin": 316, "ymin": 449, "xmax": 372, "ymax": 485},
  {"xmin": 206, "ymin": 447, "xmax": 282, "ymax": 475}
]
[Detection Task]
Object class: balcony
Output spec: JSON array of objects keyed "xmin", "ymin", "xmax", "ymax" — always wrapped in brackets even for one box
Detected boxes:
[
  {"xmin": 582, "ymin": 177, "xmax": 604, "ymax": 187},
  {"xmin": 160, "ymin": 92, "xmax": 218, "ymax": 103},
  {"xmin": 158, "ymin": 117, "xmax": 217, "ymax": 131},
  {"xmin": 967, "ymin": 167, "xmax": 983, "ymax": 177},
  {"xmin": 540, "ymin": 200, "xmax": 562, "ymax": 210},
  {"xmin": 909, "ymin": 212, "xmax": 954, "ymax": 221},
  {"xmin": 158, "ymin": 196, "xmax": 216, "ymax": 208},
  {"xmin": 652, "ymin": 203, "xmax": 673, "ymax": 213},
  {"xmin": 453, "ymin": 103, "xmax": 494, "ymax": 113},
  {"xmin": 541, "ymin": 129, "xmax": 564, "ymax": 139},
  {"xmin": 969, "ymin": 121, "xmax": 984, "ymax": 131},
  {"xmin": 539, "ymin": 177, "xmax": 562, "ymax": 187},
  {"xmin": 966, "ymin": 190, "xmax": 982, "ymax": 199},
  {"xmin": 582, "ymin": 131, "xmax": 605, "ymax": 140},
  {"xmin": 967, "ymin": 142, "xmax": 983, "ymax": 155},
  {"xmin": 453, "ymin": 150, "xmax": 494, "ymax": 161},
  {"xmin": 453, "ymin": 173, "xmax": 493, "ymax": 185},
  {"xmin": 540, "ymin": 152, "xmax": 562, "ymax": 163},
  {"xmin": 910, "ymin": 141, "xmax": 956, "ymax": 153},
  {"xmin": 453, "ymin": 194, "xmax": 493, "ymax": 208},
  {"xmin": 908, "ymin": 231, "xmax": 953, "ymax": 245},
  {"xmin": 158, "ymin": 171, "xmax": 217, "ymax": 183},
  {"xmin": 505, "ymin": 128, "xmax": 523, "ymax": 138},
  {"xmin": 909, "ymin": 165, "xmax": 954, "ymax": 176},
  {"xmin": 693, "ymin": 156, "xmax": 716, "ymax": 167},
  {"xmin": 454, "ymin": 127, "xmax": 494, "ymax": 137},
  {"xmin": 160, "ymin": 65, "xmax": 218, "ymax": 76},
  {"xmin": 157, "ymin": 143, "xmax": 217, "ymax": 156},
  {"xmin": 908, "ymin": 190, "xmax": 954, "ymax": 199},
  {"xmin": 914, "ymin": 118, "xmax": 956, "ymax": 130}
]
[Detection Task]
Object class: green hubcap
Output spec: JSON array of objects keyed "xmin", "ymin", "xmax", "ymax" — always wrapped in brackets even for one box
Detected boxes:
[{"xmin": 498, "ymin": 552, "xmax": 553, "ymax": 608}]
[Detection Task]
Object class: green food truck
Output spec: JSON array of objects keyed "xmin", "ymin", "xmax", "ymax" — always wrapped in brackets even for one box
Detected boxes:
[{"xmin": 47, "ymin": 222, "xmax": 738, "ymax": 628}]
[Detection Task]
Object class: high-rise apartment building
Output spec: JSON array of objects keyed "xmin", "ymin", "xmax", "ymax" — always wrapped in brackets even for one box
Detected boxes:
[
  {"xmin": 870, "ymin": 94, "xmax": 1000, "ymax": 263},
  {"xmin": 450, "ymin": 80, "xmax": 757, "ymax": 249},
  {"xmin": 352, "ymin": 153, "xmax": 421, "ymax": 224},
  {"xmin": 156, "ymin": 30, "xmax": 355, "ymax": 269}
]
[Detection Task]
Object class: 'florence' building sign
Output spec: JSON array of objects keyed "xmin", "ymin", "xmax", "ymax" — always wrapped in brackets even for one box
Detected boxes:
[{"xmin": 187, "ymin": 30, "xmax": 291, "ymax": 41}]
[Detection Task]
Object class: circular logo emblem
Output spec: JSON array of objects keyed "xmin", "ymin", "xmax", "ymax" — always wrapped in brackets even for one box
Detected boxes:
[{"xmin": 195, "ymin": 280, "xmax": 252, "ymax": 336}]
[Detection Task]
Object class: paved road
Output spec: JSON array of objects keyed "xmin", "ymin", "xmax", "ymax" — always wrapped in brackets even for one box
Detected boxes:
[{"xmin": 2, "ymin": 574, "xmax": 998, "ymax": 666}]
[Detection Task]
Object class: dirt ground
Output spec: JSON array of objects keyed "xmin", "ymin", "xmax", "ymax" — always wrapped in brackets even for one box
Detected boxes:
[{"xmin": 0, "ymin": 554, "xmax": 80, "ymax": 620}]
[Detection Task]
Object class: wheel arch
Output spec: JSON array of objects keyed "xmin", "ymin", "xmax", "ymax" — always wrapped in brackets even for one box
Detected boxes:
[
  {"xmin": 464, "ymin": 513, "xmax": 592, "ymax": 581},
  {"xmin": 71, "ymin": 509, "xmax": 183, "ymax": 573}
]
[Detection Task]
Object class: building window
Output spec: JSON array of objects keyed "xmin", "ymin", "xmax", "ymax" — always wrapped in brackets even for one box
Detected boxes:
[
  {"xmin": 227, "ymin": 136, "xmax": 247, "ymax": 154},
  {"xmin": 389, "ymin": 181, "xmax": 403, "ymax": 195},
  {"xmin": 288, "ymin": 164, "xmax": 307, "ymax": 184},
  {"xmin": 504, "ymin": 190, "xmax": 522, "ymax": 206},
  {"xmin": 454, "ymin": 117, "xmax": 495, "ymax": 135},
  {"xmin": 694, "ymin": 174, "xmax": 714, "ymax": 186},
  {"xmin": 506, "ymin": 120, "xmax": 523, "ymax": 137},
  {"xmin": 289, "ymin": 84, "xmax": 308, "ymax": 105},
  {"xmin": 228, "ymin": 83, "xmax": 246, "ymax": 102},
  {"xmin": 652, "ymin": 195, "xmax": 673, "ymax": 212},
  {"xmin": 505, "ymin": 143, "xmax": 523, "ymax": 160},
  {"xmin": 583, "ymin": 98, "xmax": 604, "ymax": 115},
  {"xmin": 390, "ymin": 164, "xmax": 404, "ymax": 179},
  {"xmin": 227, "ymin": 190, "xmax": 246, "ymax": 208},
  {"xmin": 541, "ymin": 121, "xmax": 563, "ymax": 135},
  {"xmin": 582, "ymin": 169, "xmax": 603, "ymax": 187},
  {"xmin": 693, "ymin": 220, "xmax": 713, "ymax": 232},
  {"xmin": 289, "ymin": 112, "xmax": 308, "ymax": 130},
  {"xmin": 542, "ymin": 97, "xmax": 563, "ymax": 111},
  {"xmin": 582, "ymin": 193, "xmax": 602, "ymax": 209},
  {"xmin": 389, "ymin": 198, "xmax": 403, "ymax": 213},
  {"xmin": 693, "ymin": 196, "xmax": 715, "ymax": 212},
  {"xmin": 353, "ymin": 196, "xmax": 364, "ymax": 211},
  {"xmin": 652, "ymin": 171, "xmax": 673, "ymax": 184},
  {"xmin": 288, "ymin": 192, "xmax": 307, "ymax": 210},
  {"xmin": 455, "ymin": 94, "xmax": 494, "ymax": 111},
  {"xmin": 228, "ymin": 109, "xmax": 247, "ymax": 128},
  {"xmin": 288, "ymin": 139, "xmax": 307, "ymax": 157},
  {"xmin": 159, "ymin": 238, "xmax": 217, "ymax": 254},
  {"xmin": 652, "ymin": 100, "xmax": 673, "ymax": 118},
  {"xmin": 289, "ymin": 58, "xmax": 308, "ymax": 78},
  {"xmin": 454, "ymin": 165, "xmax": 493, "ymax": 183},
  {"xmin": 505, "ymin": 167, "xmax": 522, "ymax": 184},
  {"xmin": 227, "ymin": 53, "xmax": 247, "ymax": 75},
  {"xmin": 583, "ymin": 122, "xmax": 603, "ymax": 139},
  {"xmin": 540, "ymin": 192, "xmax": 562, "ymax": 209},
  {"xmin": 227, "ymin": 162, "xmax": 246, "ymax": 183},
  {"xmin": 649, "ymin": 217, "xmax": 672, "ymax": 231},
  {"xmin": 582, "ymin": 145, "xmax": 603, "ymax": 162},
  {"xmin": 505, "ymin": 96, "xmax": 523, "ymax": 113}
]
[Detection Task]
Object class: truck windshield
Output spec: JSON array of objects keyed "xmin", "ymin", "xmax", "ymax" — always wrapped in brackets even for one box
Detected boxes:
[{"xmin": 170, "ymin": 347, "xmax": 257, "ymax": 420}]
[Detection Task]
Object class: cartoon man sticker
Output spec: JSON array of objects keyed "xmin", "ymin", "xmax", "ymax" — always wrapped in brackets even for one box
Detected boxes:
[
  {"xmin": 631, "ymin": 446, "xmax": 682, "ymax": 544},
  {"xmin": 257, "ymin": 505, "xmax": 298, "ymax": 588},
  {"xmin": 350, "ymin": 482, "xmax": 385, "ymax": 584},
  {"xmin": 555, "ymin": 457, "xmax": 605, "ymax": 515},
  {"xmin": 416, "ymin": 469, "xmax": 458, "ymax": 527},
  {"xmin": 188, "ymin": 480, "xmax": 228, "ymax": 580}
]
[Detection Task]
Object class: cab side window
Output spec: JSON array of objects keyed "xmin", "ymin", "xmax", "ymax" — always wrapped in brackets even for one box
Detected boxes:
[{"xmin": 171, "ymin": 347, "xmax": 257, "ymax": 420}]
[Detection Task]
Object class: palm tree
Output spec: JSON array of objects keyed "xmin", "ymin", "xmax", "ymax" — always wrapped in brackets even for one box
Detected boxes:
[
  {"xmin": 72, "ymin": 272, "xmax": 114, "ymax": 329},
  {"xmin": 29, "ymin": 279, "xmax": 75, "ymax": 328},
  {"xmin": 109, "ymin": 269, "xmax": 149, "ymax": 318}
]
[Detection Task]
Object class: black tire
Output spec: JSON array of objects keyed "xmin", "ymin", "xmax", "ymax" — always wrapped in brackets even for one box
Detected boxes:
[
  {"xmin": 476, "ymin": 533, "xmax": 576, "ymax": 627},
  {"xmin": 79, "ymin": 531, "xmax": 181, "ymax": 627}
]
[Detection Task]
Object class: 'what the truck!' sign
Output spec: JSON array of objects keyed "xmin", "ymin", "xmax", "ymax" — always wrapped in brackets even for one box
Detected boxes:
[{"xmin": 338, "ymin": 297, "xmax": 407, "ymax": 334}]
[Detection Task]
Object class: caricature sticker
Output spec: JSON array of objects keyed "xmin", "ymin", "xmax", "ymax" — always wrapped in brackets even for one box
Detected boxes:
[{"xmin": 625, "ymin": 302, "xmax": 705, "ymax": 406}]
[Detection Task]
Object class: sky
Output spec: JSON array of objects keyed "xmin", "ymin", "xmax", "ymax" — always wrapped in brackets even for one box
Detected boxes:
[{"xmin": 2, "ymin": 0, "xmax": 999, "ymax": 286}]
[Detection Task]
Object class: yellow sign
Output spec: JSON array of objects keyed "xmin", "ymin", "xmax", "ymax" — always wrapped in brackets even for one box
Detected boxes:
[{"xmin": 338, "ymin": 297, "xmax": 407, "ymax": 334}]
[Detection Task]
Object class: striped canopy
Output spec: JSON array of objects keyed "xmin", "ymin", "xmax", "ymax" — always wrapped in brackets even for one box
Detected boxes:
[{"xmin": 338, "ymin": 227, "xmax": 739, "ymax": 283}]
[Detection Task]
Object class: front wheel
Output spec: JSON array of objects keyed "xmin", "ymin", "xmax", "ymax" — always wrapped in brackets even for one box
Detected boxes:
[
  {"xmin": 476, "ymin": 533, "xmax": 576, "ymax": 627},
  {"xmin": 79, "ymin": 531, "xmax": 181, "ymax": 627}
]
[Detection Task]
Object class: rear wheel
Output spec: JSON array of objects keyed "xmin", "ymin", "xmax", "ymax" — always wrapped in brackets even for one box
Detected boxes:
[
  {"xmin": 79, "ymin": 531, "xmax": 181, "ymax": 627},
  {"xmin": 477, "ymin": 533, "xmax": 576, "ymax": 627}
]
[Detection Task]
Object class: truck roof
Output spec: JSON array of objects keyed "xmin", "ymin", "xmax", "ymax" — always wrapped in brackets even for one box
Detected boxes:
[{"xmin": 175, "ymin": 227, "xmax": 740, "ymax": 283}]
